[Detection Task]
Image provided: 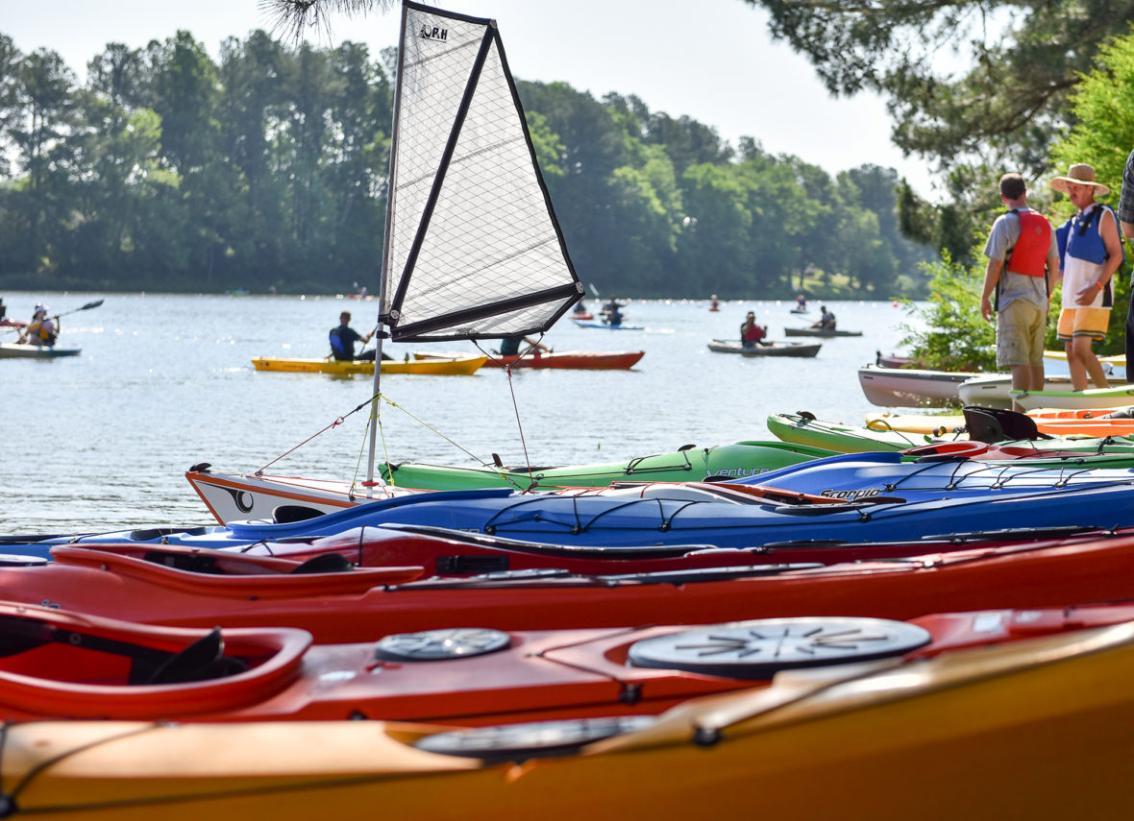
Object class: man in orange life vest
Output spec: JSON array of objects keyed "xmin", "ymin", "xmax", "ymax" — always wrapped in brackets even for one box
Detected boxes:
[{"xmin": 980, "ymin": 173, "xmax": 1060, "ymax": 410}]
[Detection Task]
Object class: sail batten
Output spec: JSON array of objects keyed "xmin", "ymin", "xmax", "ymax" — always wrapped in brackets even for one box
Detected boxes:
[{"xmin": 380, "ymin": 1, "xmax": 582, "ymax": 342}]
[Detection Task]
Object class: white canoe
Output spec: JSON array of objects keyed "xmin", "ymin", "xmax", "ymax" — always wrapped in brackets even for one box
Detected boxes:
[
  {"xmin": 957, "ymin": 374, "xmax": 1077, "ymax": 409},
  {"xmin": 0, "ymin": 342, "xmax": 80, "ymax": 359},
  {"xmin": 857, "ymin": 365, "xmax": 981, "ymax": 407}
]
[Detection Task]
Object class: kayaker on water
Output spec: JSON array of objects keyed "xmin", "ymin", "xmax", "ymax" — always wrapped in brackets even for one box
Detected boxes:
[
  {"xmin": 329, "ymin": 311, "xmax": 384, "ymax": 361},
  {"xmin": 740, "ymin": 311, "xmax": 767, "ymax": 349},
  {"xmin": 498, "ymin": 335, "xmax": 551, "ymax": 358},
  {"xmin": 813, "ymin": 306, "xmax": 836, "ymax": 331},
  {"xmin": 572, "ymin": 300, "xmax": 588, "ymax": 315},
  {"xmin": 603, "ymin": 300, "xmax": 625, "ymax": 327},
  {"xmin": 18, "ymin": 305, "xmax": 59, "ymax": 347},
  {"xmin": 796, "ymin": 293, "xmax": 808, "ymax": 311}
]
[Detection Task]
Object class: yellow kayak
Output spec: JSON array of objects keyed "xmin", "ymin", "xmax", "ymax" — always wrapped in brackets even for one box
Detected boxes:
[
  {"xmin": 251, "ymin": 354, "xmax": 486, "ymax": 376},
  {"xmin": 865, "ymin": 411, "xmax": 965, "ymax": 435},
  {"xmin": 1044, "ymin": 348, "xmax": 1126, "ymax": 367},
  {"xmin": 10, "ymin": 623, "xmax": 1134, "ymax": 820}
]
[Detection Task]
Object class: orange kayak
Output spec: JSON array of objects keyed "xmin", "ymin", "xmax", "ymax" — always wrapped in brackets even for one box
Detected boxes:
[
  {"xmin": 481, "ymin": 350, "xmax": 644, "ymax": 369},
  {"xmin": 3, "ymin": 599, "xmax": 1134, "ymax": 725},
  {"xmin": 1025, "ymin": 407, "xmax": 1134, "ymax": 437}
]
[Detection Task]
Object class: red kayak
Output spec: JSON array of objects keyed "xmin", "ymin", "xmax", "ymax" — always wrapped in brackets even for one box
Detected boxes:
[
  {"xmin": 10, "ymin": 530, "xmax": 1134, "ymax": 642},
  {"xmin": 1, "ymin": 600, "xmax": 1131, "ymax": 723},
  {"xmin": 571, "ymin": 312, "xmax": 594, "ymax": 321},
  {"xmin": 483, "ymin": 350, "xmax": 644, "ymax": 369}
]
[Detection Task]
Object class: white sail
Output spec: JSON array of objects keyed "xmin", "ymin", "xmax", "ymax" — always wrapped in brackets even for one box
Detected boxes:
[{"xmin": 380, "ymin": 1, "xmax": 582, "ymax": 341}]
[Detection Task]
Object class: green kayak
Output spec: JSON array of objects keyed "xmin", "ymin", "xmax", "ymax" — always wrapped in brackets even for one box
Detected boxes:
[
  {"xmin": 379, "ymin": 440, "xmax": 835, "ymax": 491},
  {"xmin": 767, "ymin": 412, "xmax": 1134, "ymax": 461}
]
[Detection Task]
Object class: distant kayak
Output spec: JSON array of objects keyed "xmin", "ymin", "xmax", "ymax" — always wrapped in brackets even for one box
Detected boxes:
[
  {"xmin": 571, "ymin": 311, "xmax": 594, "ymax": 321},
  {"xmin": 481, "ymin": 350, "xmax": 645, "ymax": 370},
  {"xmin": 707, "ymin": 339, "xmax": 821, "ymax": 358},
  {"xmin": 789, "ymin": 307, "xmax": 809, "ymax": 314},
  {"xmin": 785, "ymin": 327, "xmax": 863, "ymax": 337},
  {"xmin": 0, "ymin": 343, "xmax": 80, "ymax": 359},
  {"xmin": 251, "ymin": 354, "xmax": 486, "ymax": 376},
  {"xmin": 572, "ymin": 320, "xmax": 644, "ymax": 331}
]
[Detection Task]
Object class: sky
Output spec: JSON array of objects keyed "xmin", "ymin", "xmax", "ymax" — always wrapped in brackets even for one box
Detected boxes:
[{"xmin": 2, "ymin": 0, "xmax": 941, "ymax": 196}]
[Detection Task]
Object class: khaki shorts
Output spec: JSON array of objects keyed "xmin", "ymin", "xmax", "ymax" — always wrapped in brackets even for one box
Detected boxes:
[
  {"xmin": 1057, "ymin": 306, "xmax": 1110, "ymax": 341},
  {"xmin": 996, "ymin": 299, "xmax": 1046, "ymax": 367}
]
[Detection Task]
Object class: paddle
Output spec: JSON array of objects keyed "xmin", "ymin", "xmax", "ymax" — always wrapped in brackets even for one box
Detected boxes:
[
  {"xmin": 5, "ymin": 299, "xmax": 104, "ymax": 340},
  {"xmin": 55, "ymin": 298, "xmax": 105, "ymax": 319}
]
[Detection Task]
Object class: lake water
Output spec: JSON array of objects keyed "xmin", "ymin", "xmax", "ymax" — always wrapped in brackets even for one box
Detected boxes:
[{"xmin": 0, "ymin": 293, "xmax": 920, "ymax": 531}]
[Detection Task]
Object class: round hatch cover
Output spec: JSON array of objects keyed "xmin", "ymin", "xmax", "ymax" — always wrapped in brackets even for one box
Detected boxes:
[
  {"xmin": 416, "ymin": 716, "xmax": 656, "ymax": 760},
  {"xmin": 374, "ymin": 628, "xmax": 511, "ymax": 661},
  {"xmin": 628, "ymin": 617, "xmax": 931, "ymax": 679}
]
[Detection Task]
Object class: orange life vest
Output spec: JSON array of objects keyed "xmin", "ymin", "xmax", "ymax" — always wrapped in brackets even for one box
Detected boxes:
[{"xmin": 1005, "ymin": 209, "xmax": 1052, "ymax": 278}]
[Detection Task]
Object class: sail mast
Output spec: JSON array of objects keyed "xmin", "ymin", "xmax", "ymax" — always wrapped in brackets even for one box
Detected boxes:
[{"xmin": 366, "ymin": 0, "xmax": 410, "ymax": 488}]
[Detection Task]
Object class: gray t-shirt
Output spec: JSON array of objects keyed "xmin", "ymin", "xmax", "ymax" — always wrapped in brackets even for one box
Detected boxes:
[{"xmin": 983, "ymin": 209, "xmax": 1054, "ymax": 310}]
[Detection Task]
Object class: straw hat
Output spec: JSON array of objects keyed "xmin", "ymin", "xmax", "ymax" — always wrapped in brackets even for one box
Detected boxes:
[{"xmin": 1049, "ymin": 163, "xmax": 1110, "ymax": 196}]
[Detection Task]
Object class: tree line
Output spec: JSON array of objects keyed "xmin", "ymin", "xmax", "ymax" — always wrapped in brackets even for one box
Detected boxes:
[{"xmin": 0, "ymin": 30, "xmax": 932, "ymax": 297}]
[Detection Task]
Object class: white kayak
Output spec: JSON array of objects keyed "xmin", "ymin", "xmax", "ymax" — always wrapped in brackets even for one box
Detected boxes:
[
  {"xmin": 857, "ymin": 365, "xmax": 980, "ymax": 407},
  {"xmin": 957, "ymin": 374, "xmax": 1077, "ymax": 409},
  {"xmin": 1013, "ymin": 384, "xmax": 1134, "ymax": 412},
  {"xmin": 0, "ymin": 342, "xmax": 81, "ymax": 359}
]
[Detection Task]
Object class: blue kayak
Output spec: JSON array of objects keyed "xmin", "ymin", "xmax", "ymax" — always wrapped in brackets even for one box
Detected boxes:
[
  {"xmin": 732, "ymin": 451, "xmax": 1134, "ymax": 501},
  {"xmin": 5, "ymin": 482, "xmax": 1134, "ymax": 556}
]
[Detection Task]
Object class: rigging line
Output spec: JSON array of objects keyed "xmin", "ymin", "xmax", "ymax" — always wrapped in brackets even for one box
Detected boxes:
[
  {"xmin": 377, "ymin": 392, "xmax": 513, "ymax": 478},
  {"xmin": 377, "ymin": 401, "xmax": 397, "ymax": 490},
  {"xmin": 254, "ymin": 394, "xmax": 378, "ymax": 476},
  {"xmin": 348, "ymin": 413, "xmax": 374, "ymax": 501}
]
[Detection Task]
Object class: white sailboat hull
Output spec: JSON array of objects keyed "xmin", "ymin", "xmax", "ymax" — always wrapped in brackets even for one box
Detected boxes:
[{"xmin": 185, "ymin": 470, "xmax": 410, "ymax": 525}]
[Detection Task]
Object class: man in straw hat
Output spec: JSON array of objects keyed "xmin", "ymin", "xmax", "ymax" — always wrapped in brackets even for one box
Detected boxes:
[
  {"xmin": 980, "ymin": 173, "xmax": 1060, "ymax": 409},
  {"xmin": 1117, "ymin": 149, "xmax": 1134, "ymax": 374},
  {"xmin": 1050, "ymin": 163, "xmax": 1124, "ymax": 391}
]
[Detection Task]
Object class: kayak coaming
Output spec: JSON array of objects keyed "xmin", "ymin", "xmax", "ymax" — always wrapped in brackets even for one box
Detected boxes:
[
  {"xmin": 8, "ymin": 623, "xmax": 1134, "ymax": 819},
  {"xmin": 250, "ymin": 355, "xmax": 487, "ymax": 376}
]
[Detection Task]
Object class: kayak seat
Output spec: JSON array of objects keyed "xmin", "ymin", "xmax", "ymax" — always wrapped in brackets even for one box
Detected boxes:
[
  {"xmin": 962, "ymin": 407, "xmax": 1050, "ymax": 443},
  {"xmin": 143, "ymin": 551, "xmax": 225, "ymax": 575},
  {"xmin": 291, "ymin": 553, "xmax": 354, "ymax": 574},
  {"xmin": 128, "ymin": 527, "xmax": 208, "ymax": 541},
  {"xmin": 273, "ymin": 505, "xmax": 326, "ymax": 524},
  {"xmin": 144, "ymin": 628, "xmax": 248, "ymax": 686}
]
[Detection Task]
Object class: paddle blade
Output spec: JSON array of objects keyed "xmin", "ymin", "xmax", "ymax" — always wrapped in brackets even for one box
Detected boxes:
[{"xmin": 79, "ymin": 299, "xmax": 104, "ymax": 311}]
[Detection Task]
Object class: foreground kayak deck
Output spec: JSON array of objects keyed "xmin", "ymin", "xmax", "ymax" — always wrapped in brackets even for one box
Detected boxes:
[
  {"xmin": 707, "ymin": 340, "xmax": 821, "ymax": 357},
  {"xmin": 0, "ymin": 342, "xmax": 81, "ymax": 359},
  {"xmin": 8, "ymin": 622, "xmax": 1134, "ymax": 820},
  {"xmin": 251, "ymin": 355, "xmax": 487, "ymax": 376}
]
